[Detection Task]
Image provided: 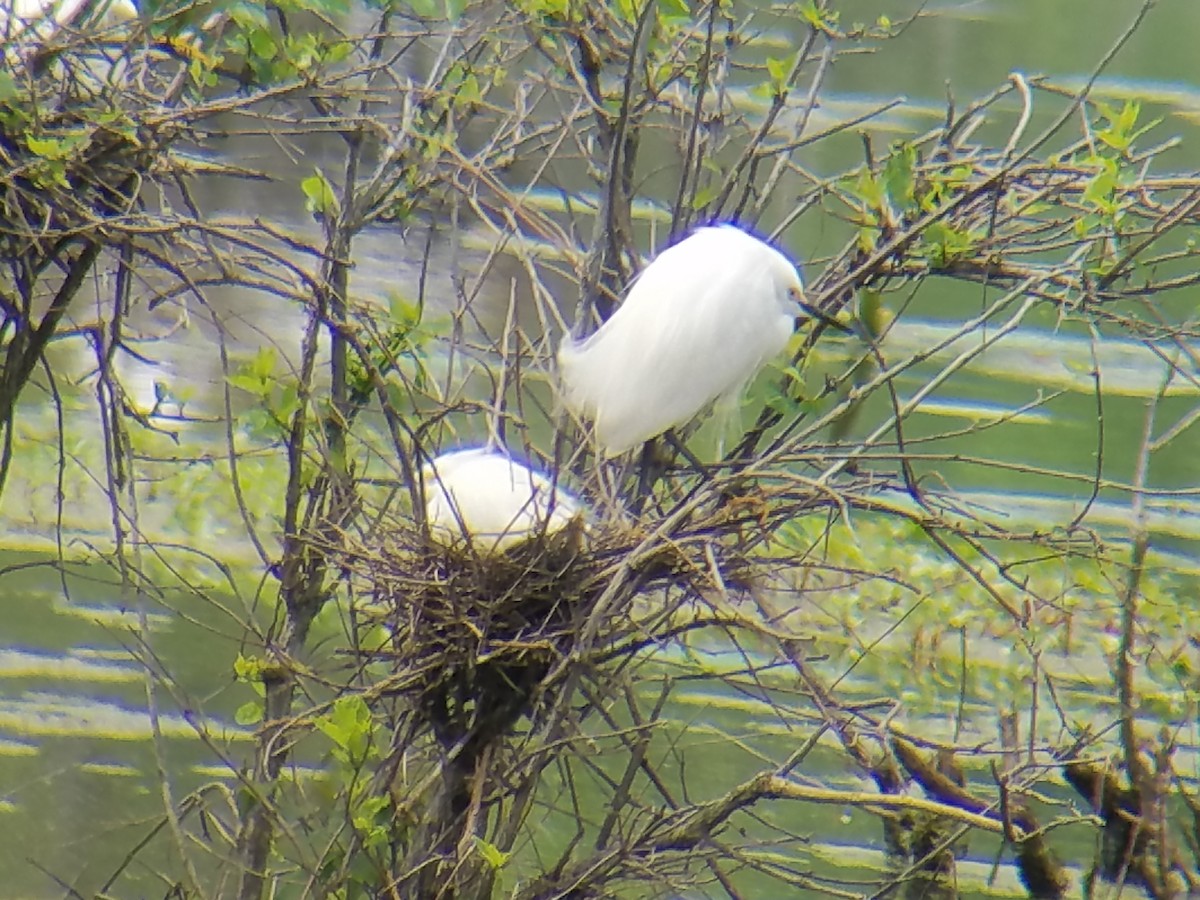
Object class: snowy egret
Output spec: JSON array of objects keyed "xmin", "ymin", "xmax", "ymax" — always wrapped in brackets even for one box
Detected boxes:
[
  {"xmin": 1, "ymin": 0, "xmax": 138, "ymax": 47},
  {"xmin": 422, "ymin": 448, "xmax": 583, "ymax": 553},
  {"xmin": 2, "ymin": 0, "xmax": 138, "ymax": 83},
  {"xmin": 558, "ymin": 225, "xmax": 815, "ymax": 457}
]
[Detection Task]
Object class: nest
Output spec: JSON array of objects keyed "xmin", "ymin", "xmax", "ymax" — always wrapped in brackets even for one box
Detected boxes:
[
  {"xmin": 330, "ymin": 490, "xmax": 794, "ymax": 894},
  {"xmin": 337, "ymin": 513, "xmax": 753, "ymax": 748},
  {"xmin": 0, "ymin": 32, "xmax": 179, "ymax": 263}
]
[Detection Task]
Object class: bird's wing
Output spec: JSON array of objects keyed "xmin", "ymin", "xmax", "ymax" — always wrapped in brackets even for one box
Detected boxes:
[{"xmin": 560, "ymin": 244, "xmax": 790, "ymax": 455}]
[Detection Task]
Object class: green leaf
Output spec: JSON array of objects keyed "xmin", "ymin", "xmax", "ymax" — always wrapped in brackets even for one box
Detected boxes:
[
  {"xmin": 614, "ymin": 0, "xmax": 640, "ymax": 24},
  {"xmin": 352, "ymin": 794, "xmax": 390, "ymax": 842},
  {"xmin": 765, "ymin": 55, "xmax": 788, "ymax": 94},
  {"xmin": 748, "ymin": 80, "xmax": 774, "ymax": 101},
  {"xmin": 227, "ymin": 374, "xmax": 264, "ymax": 395},
  {"xmin": 275, "ymin": 382, "xmax": 301, "ymax": 420},
  {"xmin": 250, "ymin": 346, "xmax": 277, "ymax": 380},
  {"xmin": 1117, "ymin": 99, "xmax": 1139, "ymax": 133},
  {"xmin": 1083, "ymin": 159, "xmax": 1119, "ymax": 213},
  {"xmin": 233, "ymin": 653, "xmax": 261, "ymax": 681},
  {"xmin": 848, "ymin": 168, "xmax": 883, "ymax": 210},
  {"xmin": 315, "ymin": 695, "xmax": 375, "ymax": 765},
  {"xmin": 858, "ymin": 288, "xmax": 885, "ymax": 339},
  {"xmin": 188, "ymin": 54, "xmax": 221, "ymax": 88},
  {"xmin": 1095, "ymin": 99, "xmax": 1146, "ymax": 154},
  {"xmin": 690, "ymin": 183, "xmax": 719, "ymax": 210},
  {"xmin": 247, "ymin": 27, "xmax": 278, "ymax": 60},
  {"xmin": 229, "ymin": 347, "xmax": 280, "ymax": 397},
  {"xmin": 855, "ymin": 225, "xmax": 880, "ymax": 254},
  {"xmin": 474, "ymin": 837, "xmax": 511, "ymax": 870},
  {"xmin": 290, "ymin": 0, "xmax": 351, "ymax": 13},
  {"xmin": 282, "ymin": 32, "xmax": 323, "ymax": 72},
  {"xmin": 229, "ymin": 0, "xmax": 272, "ymax": 29},
  {"xmin": 301, "ymin": 169, "xmax": 339, "ymax": 216},
  {"xmin": 923, "ymin": 221, "xmax": 974, "ymax": 265},
  {"xmin": 389, "ymin": 294, "xmax": 422, "ymax": 328},
  {"xmin": 236, "ymin": 701, "xmax": 264, "ymax": 725},
  {"xmin": 457, "ymin": 72, "xmax": 481, "ymax": 104},
  {"xmin": 799, "ymin": 1, "xmax": 837, "ymax": 30},
  {"xmin": 881, "ymin": 142, "xmax": 916, "ymax": 211},
  {"xmin": 27, "ymin": 132, "xmax": 89, "ymax": 160}
]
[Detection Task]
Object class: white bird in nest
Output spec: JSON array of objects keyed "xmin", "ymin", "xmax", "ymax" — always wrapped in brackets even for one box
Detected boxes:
[
  {"xmin": 1, "ymin": 0, "xmax": 138, "ymax": 50},
  {"xmin": 558, "ymin": 225, "xmax": 829, "ymax": 459},
  {"xmin": 422, "ymin": 447, "xmax": 583, "ymax": 554}
]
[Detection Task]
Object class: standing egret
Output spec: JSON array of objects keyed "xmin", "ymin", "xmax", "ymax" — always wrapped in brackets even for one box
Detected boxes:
[
  {"xmin": 423, "ymin": 448, "xmax": 583, "ymax": 554},
  {"xmin": 558, "ymin": 225, "xmax": 815, "ymax": 458}
]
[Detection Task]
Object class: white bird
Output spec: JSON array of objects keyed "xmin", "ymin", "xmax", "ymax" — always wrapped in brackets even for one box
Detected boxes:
[
  {"xmin": 558, "ymin": 225, "xmax": 810, "ymax": 457},
  {"xmin": 1, "ymin": 0, "xmax": 137, "ymax": 45},
  {"xmin": 422, "ymin": 448, "xmax": 583, "ymax": 553},
  {"xmin": 2, "ymin": 0, "xmax": 138, "ymax": 80}
]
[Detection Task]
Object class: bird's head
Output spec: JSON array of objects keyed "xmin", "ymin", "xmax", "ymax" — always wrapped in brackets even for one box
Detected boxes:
[
  {"xmin": 100, "ymin": 0, "xmax": 139, "ymax": 22},
  {"xmin": 783, "ymin": 277, "xmax": 806, "ymax": 315}
]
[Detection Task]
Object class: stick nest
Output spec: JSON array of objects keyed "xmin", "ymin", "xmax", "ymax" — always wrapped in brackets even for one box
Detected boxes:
[
  {"xmin": 337, "ymin": 514, "xmax": 751, "ymax": 742},
  {"xmin": 0, "ymin": 41, "xmax": 178, "ymax": 260}
]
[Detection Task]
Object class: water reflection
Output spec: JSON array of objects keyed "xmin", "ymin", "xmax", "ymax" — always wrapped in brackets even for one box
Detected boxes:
[{"xmin": 0, "ymin": 692, "xmax": 246, "ymax": 742}]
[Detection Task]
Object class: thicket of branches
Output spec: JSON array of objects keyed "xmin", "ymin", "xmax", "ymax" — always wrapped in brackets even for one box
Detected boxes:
[{"xmin": 4, "ymin": 0, "xmax": 1200, "ymax": 898}]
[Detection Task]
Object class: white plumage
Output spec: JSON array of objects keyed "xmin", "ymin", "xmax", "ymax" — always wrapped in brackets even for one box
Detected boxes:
[
  {"xmin": 557, "ymin": 225, "xmax": 807, "ymax": 457},
  {"xmin": 1, "ymin": 0, "xmax": 138, "ymax": 43},
  {"xmin": 423, "ymin": 448, "xmax": 582, "ymax": 553},
  {"xmin": 2, "ymin": 0, "xmax": 138, "ymax": 76}
]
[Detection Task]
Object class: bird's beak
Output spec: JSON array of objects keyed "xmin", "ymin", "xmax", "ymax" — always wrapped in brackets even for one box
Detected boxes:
[
  {"xmin": 789, "ymin": 285, "xmax": 850, "ymax": 334},
  {"xmin": 798, "ymin": 298, "xmax": 852, "ymax": 335}
]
